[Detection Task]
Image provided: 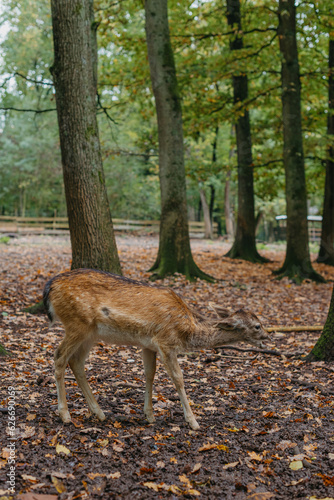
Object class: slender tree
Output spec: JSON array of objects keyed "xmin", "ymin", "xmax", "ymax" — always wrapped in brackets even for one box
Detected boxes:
[
  {"xmin": 317, "ymin": 39, "xmax": 334, "ymax": 266},
  {"xmin": 225, "ymin": 0, "xmax": 267, "ymax": 263},
  {"xmin": 274, "ymin": 0, "xmax": 323, "ymax": 283},
  {"xmin": 145, "ymin": 0, "xmax": 212, "ymax": 281},
  {"xmin": 50, "ymin": 0, "xmax": 121, "ymax": 273}
]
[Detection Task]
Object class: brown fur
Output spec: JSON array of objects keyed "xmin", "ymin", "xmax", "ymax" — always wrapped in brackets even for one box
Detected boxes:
[{"xmin": 44, "ymin": 269, "xmax": 268, "ymax": 430}]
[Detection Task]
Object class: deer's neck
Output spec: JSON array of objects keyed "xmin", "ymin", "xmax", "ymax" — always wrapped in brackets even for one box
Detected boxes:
[{"xmin": 188, "ymin": 323, "xmax": 240, "ymax": 350}]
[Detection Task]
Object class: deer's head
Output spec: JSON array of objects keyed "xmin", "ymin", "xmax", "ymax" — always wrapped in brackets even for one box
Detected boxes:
[{"xmin": 209, "ymin": 304, "xmax": 269, "ymax": 348}]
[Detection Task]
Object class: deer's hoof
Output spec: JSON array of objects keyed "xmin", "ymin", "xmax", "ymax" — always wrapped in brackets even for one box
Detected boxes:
[
  {"xmin": 189, "ymin": 419, "xmax": 200, "ymax": 430},
  {"xmin": 145, "ymin": 414, "xmax": 155, "ymax": 424},
  {"xmin": 96, "ymin": 410, "xmax": 106, "ymax": 421},
  {"xmin": 59, "ymin": 411, "xmax": 71, "ymax": 424}
]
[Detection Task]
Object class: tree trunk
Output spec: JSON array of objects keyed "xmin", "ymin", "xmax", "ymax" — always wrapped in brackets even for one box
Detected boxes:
[
  {"xmin": 274, "ymin": 0, "xmax": 323, "ymax": 283},
  {"xmin": 225, "ymin": 0, "xmax": 267, "ymax": 263},
  {"xmin": 199, "ymin": 187, "xmax": 213, "ymax": 239},
  {"xmin": 224, "ymin": 170, "xmax": 234, "ymax": 238},
  {"xmin": 306, "ymin": 284, "xmax": 334, "ymax": 361},
  {"xmin": 50, "ymin": 0, "xmax": 121, "ymax": 273},
  {"xmin": 317, "ymin": 39, "xmax": 334, "ymax": 266},
  {"xmin": 0, "ymin": 343, "xmax": 10, "ymax": 356},
  {"xmin": 145, "ymin": 0, "xmax": 212, "ymax": 281}
]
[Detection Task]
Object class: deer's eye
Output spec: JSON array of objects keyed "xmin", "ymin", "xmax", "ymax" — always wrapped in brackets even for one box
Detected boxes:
[{"xmin": 255, "ymin": 325, "xmax": 261, "ymax": 330}]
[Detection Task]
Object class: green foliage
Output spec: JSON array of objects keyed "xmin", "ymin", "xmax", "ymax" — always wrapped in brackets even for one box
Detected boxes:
[{"xmin": 0, "ymin": 0, "xmax": 332, "ymax": 226}]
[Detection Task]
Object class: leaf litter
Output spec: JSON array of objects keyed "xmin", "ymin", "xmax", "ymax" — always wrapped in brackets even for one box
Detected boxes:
[{"xmin": 0, "ymin": 234, "xmax": 334, "ymax": 499}]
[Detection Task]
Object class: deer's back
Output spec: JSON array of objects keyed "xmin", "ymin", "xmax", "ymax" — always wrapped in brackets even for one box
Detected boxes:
[{"xmin": 44, "ymin": 269, "xmax": 197, "ymax": 349}]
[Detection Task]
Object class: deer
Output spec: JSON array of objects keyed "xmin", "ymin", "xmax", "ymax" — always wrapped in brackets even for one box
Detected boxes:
[{"xmin": 43, "ymin": 269, "xmax": 268, "ymax": 430}]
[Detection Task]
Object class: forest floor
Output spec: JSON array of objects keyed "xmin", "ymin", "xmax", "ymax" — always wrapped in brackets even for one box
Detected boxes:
[{"xmin": 0, "ymin": 234, "xmax": 334, "ymax": 500}]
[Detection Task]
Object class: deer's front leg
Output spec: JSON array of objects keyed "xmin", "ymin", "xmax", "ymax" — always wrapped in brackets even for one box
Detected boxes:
[
  {"xmin": 158, "ymin": 348, "xmax": 199, "ymax": 430},
  {"xmin": 142, "ymin": 348, "xmax": 156, "ymax": 423}
]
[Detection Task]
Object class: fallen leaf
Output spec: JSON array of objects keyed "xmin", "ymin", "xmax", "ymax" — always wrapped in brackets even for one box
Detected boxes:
[
  {"xmin": 191, "ymin": 463, "xmax": 202, "ymax": 473},
  {"xmin": 107, "ymin": 472, "xmax": 121, "ymax": 479},
  {"xmin": 87, "ymin": 473, "xmax": 105, "ymax": 480},
  {"xmin": 55, "ymin": 444, "xmax": 70, "ymax": 455},
  {"xmin": 26, "ymin": 414, "xmax": 36, "ymax": 421},
  {"xmin": 21, "ymin": 474, "xmax": 38, "ymax": 482},
  {"xmin": 198, "ymin": 443, "xmax": 217, "ymax": 452},
  {"xmin": 248, "ymin": 451, "xmax": 263, "ymax": 461},
  {"xmin": 289, "ymin": 460, "xmax": 303, "ymax": 470},
  {"xmin": 223, "ymin": 462, "xmax": 239, "ymax": 469},
  {"xmin": 247, "ymin": 493, "xmax": 275, "ymax": 500},
  {"xmin": 143, "ymin": 481, "xmax": 160, "ymax": 492},
  {"xmin": 51, "ymin": 476, "xmax": 66, "ymax": 494}
]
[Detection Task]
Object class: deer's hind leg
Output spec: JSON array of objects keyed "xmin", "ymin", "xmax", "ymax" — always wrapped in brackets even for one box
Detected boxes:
[
  {"xmin": 54, "ymin": 330, "xmax": 86, "ymax": 423},
  {"xmin": 142, "ymin": 348, "xmax": 157, "ymax": 423},
  {"xmin": 69, "ymin": 339, "xmax": 106, "ymax": 421}
]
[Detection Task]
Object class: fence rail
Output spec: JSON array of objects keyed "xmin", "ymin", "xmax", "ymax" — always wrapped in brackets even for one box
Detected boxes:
[{"xmin": 0, "ymin": 216, "xmax": 218, "ymax": 238}]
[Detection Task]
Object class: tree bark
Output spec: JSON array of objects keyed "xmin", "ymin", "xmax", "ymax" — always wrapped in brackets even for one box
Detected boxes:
[
  {"xmin": 0, "ymin": 343, "xmax": 9, "ymax": 356},
  {"xmin": 199, "ymin": 187, "xmax": 213, "ymax": 239},
  {"xmin": 317, "ymin": 39, "xmax": 334, "ymax": 266},
  {"xmin": 50, "ymin": 0, "xmax": 121, "ymax": 273},
  {"xmin": 274, "ymin": 0, "xmax": 323, "ymax": 283},
  {"xmin": 306, "ymin": 284, "xmax": 334, "ymax": 361},
  {"xmin": 225, "ymin": 0, "xmax": 267, "ymax": 263},
  {"xmin": 145, "ymin": 0, "xmax": 212, "ymax": 281},
  {"xmin": 224, "ymin": 170, "xmax": 234, "ymax": 238}
]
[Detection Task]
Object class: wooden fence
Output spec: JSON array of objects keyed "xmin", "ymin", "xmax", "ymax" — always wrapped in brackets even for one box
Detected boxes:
[{"xmin": 0, "ymin": 216, "xmax": 218, "ymax": 238}]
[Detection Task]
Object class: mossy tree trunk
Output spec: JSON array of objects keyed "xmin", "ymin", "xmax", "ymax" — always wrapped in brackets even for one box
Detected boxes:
[
  {"xmin": 0, "ymin": 343, "xmax": 9, "ymax": 356},
  {"xmin": 145, "ymin": 0, "xmax": 212, "ymax": 281},
  {"xmin": 317, "ymin": 39, "xmax": 334, "ymax": 266},
  {"xmin": 50, "ymin": 0, "xmax": 122, "ymax": 274},
  {"xmin": 274, "ymin": 0, "xmax": 323, "ymax": 283},
  {"xmin": 306, "ymin": 285, "xmax": 334, "ymax": 361},
  {"xmin": 225, "ymin": 0, "xmax": 267, "ymax": 263}
]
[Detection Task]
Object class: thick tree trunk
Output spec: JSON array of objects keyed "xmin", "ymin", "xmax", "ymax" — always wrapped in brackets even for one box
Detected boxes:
[
  {"xmin": 145, "ymin": 0, "xmax": 212, "ymax": 281},
  {"xmin": 306, "ymin": 285, "xmax": 334, "ymax": 361},
  {"xmin": 317, "ymin": 39, "xmax": 334, "ymax": 266},
  {"xmin": 50, "ymin": 0, "xmax": 121, "ymax": 273},
  {"xmin": 274, "ymin": 0, "xmax": 323, "ymax": 283},
  {"xmin": 225, "ymin": 0, "xmax": 266, "ymax": 263}
]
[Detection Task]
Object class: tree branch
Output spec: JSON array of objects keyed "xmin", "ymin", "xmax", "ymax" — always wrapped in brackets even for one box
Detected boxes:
[{"xmin": 0, "ymin": 106, "xmax": 56, "ymax": 113}]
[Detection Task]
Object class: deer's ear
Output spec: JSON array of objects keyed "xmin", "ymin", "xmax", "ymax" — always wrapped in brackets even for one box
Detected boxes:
[
  {"xmin": 208, "ymin": 302, "xmax": 230, "ymax": 318},
  {"xmin": 217, "ymin": 316, "xmax": 242, "ymax": 330}
]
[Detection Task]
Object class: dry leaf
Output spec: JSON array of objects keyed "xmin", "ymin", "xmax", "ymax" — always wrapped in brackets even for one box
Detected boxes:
[
  {"xmin": 112, "ymin": 444, "xmax": 124, "ymax": 453},
  {"xmin": 191, "ymin": 463, "xmax": 202, "ymax": 473},
  {"xmin": 55, "ymin": 443, "xmax": 70, "ymax": 455},
  {"xmin": 248, "ymin": 451, "xmax": 263, "ymax": 461},
  {"xmin": 247, "ymin": 493, "xmax": 275, "ymax": 500},
  {"xmin": 107, "ymin": 472, "xmax": 121, "ymax": 479},
  {"xmin": 143, "ymin": 481, "xmax": 160, "ymax": 492},
  {"xmin": 26, "ymin": 413, "xmax": 36, "ymax": 421},
  {"xmin": 21, "ymin": 474, "xmax": 38, "ymax": 482},
  {"xmin": 51, "ymin": 476, "xmax": 66, "ymax": 494},
  {"xmin": 289, "ymin": 460, "xmax": 303, "ymax": 470},
  {"xmin": 223, "ymin": 462, "xmax": 239, "ymax": 469},
  {"xmin": 198, "ymin": 443, "xmax": 217, "ymax": 452},
  {"xmin": 87, "ymin": 473, "xmax": 105, "ymax": 480}
]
